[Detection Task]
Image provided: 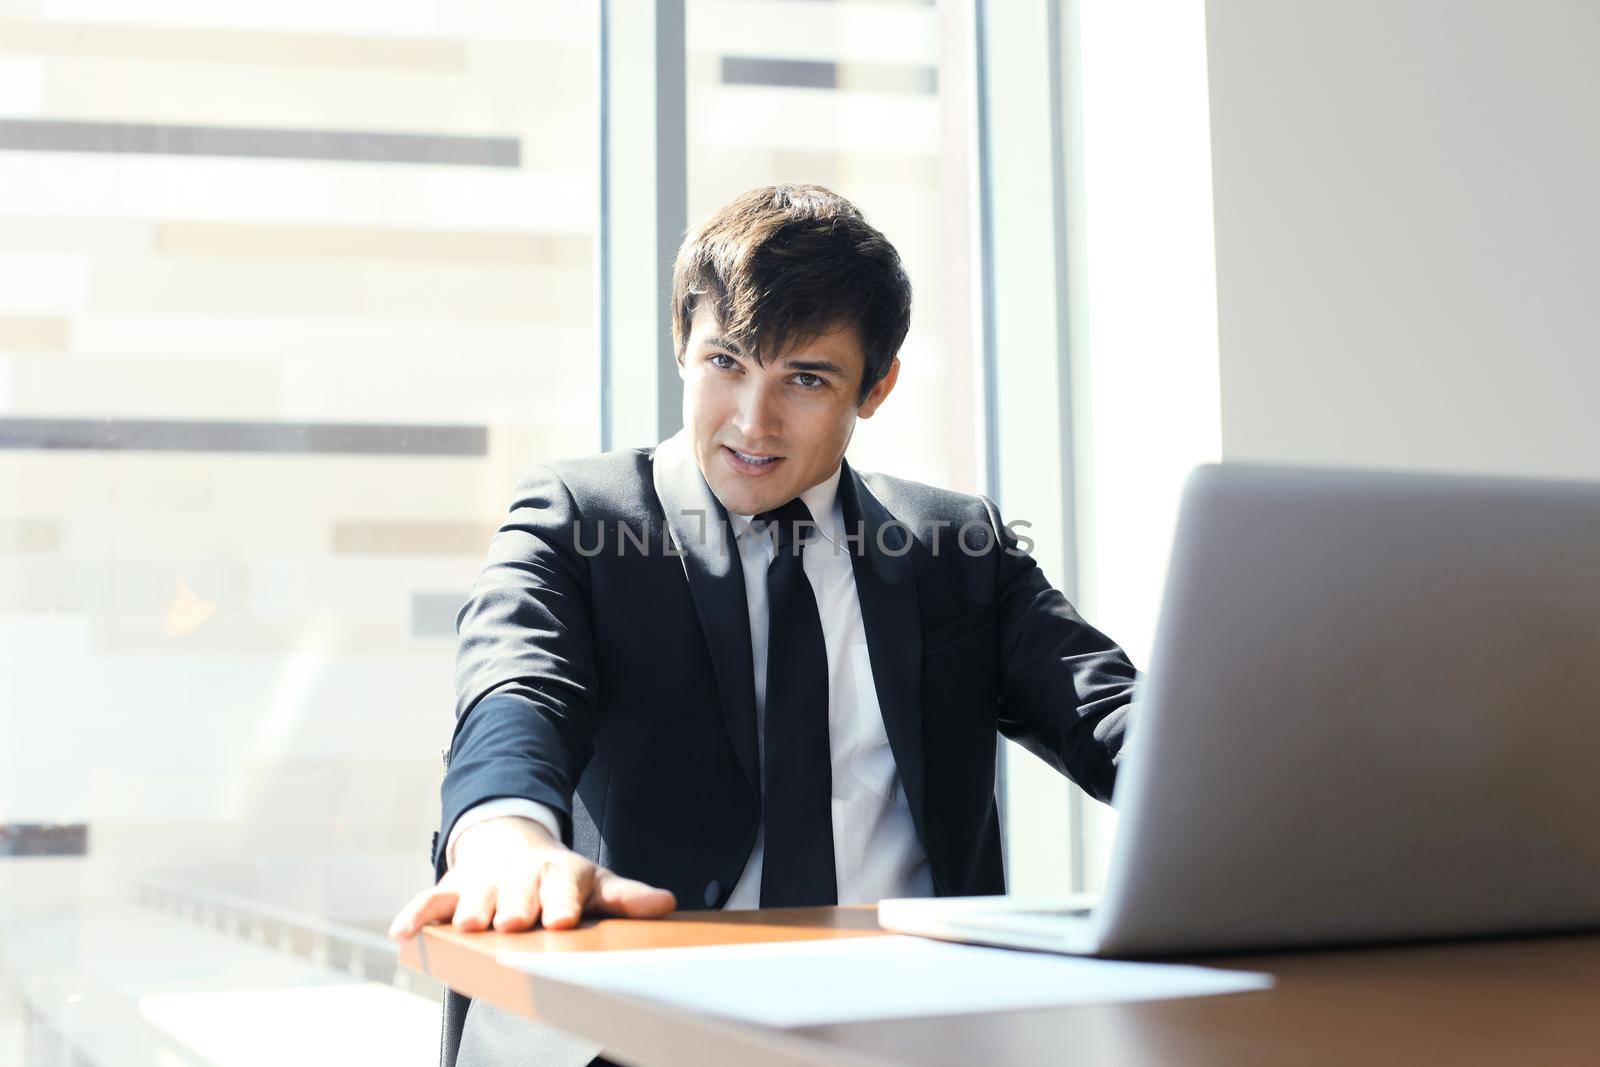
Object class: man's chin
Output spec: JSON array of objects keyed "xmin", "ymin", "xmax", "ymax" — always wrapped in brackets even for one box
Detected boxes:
[
  {"xmin": 695, "ymin": 448, "xmax": 798, "ymax": 515},
  {"xmin": 709, "ymin": 486, "xmax": 767, "ymax": 517},
  {"xmin": 704, "ymin": 475, "xmax": 782, "ymax": 518}
]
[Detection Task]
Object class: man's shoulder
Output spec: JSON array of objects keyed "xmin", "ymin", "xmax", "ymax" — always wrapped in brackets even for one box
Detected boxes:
[
  {"xmin": 494, "ymin": 446, "xmax": 654, "ymax": 526},
  {"xmin": 855, "ymin": 467, "xmax": 993, "ymax": 527},
  {"xmin": 541, "ymin": 446, "xmax": 658, "ymax": 518},
  {"xmin": 545, "ymin": 444, "xmax": 655, "ymax": 485},
  {"xmin": 527, "ymin": 448, "xmax": 993, "ymax": 526}
]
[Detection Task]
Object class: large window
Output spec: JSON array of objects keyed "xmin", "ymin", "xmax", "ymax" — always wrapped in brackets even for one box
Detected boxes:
[
  {"xmin": 0, "ymin": 3, "xmax": 1211, "ymax": 1063},
  {"xmin": 686, "ymin": 0, "xmax": 981, "ymax": 494},
  {"xmin": 0, "ymin": 6, "xmax": 596, "ymax": 1063}
]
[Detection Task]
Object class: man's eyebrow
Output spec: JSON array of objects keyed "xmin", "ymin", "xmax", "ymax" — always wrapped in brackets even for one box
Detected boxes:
[
  {"xmin": 702, "ymin": 335, "xmax": 744, "ymax": 355},
  {"xmin": 783, "ymin": 359, "xmax": 846, "ymax": 377}
]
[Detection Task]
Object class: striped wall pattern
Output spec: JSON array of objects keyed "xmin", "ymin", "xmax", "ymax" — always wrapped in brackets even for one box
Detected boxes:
[{"xmin": 0, "ymin": 6, "xmax": 605, "ymax": 949}]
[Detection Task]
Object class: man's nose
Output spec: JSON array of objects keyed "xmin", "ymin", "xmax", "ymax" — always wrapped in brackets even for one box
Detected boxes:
[{"xmin": 734, "ymin": 381, "xmax": 782, "ymax": 440}]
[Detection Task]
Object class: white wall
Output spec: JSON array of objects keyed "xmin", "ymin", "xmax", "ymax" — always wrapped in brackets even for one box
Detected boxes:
[
  {"xmin": 1016, "ymin": 0, "xmax": 1600, "ymax": 896},
  {"xmin": 1207, "ymin": 0, "xmax": 1600, "ymax": 479}
]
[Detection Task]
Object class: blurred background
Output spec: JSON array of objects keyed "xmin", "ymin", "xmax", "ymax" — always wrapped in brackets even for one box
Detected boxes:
[{"xmin": 3, "ymin": 0, "xmax": 1597, "ymax": 1063}]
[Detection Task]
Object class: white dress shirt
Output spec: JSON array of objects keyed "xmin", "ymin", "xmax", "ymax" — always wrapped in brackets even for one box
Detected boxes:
[{"xmin": 448, "ymin": 464, "xmax": 933, "ymax": 907}]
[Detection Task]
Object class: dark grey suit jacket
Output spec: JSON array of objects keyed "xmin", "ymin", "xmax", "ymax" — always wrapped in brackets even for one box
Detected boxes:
[{"xmin": 435, "ymin": 429, "xmax": 1137, "ymax": 1067}]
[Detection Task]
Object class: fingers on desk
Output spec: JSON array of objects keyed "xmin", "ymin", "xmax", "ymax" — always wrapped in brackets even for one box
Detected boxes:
[
  {"xmin": 540, "ymin": 855, "xmax": 593, "ymax": 930},
  {"xmin": 389, "ymin": 883, "xmax": 461, "ymax": 941},
  {"xmin": 494, "ymin": 866, "xmax": 546, "ymax": 932},
  {"xmin": 385, "ymin": 861, "xmax": 677, "ymax": 943},
  {"xmin": 593, "ymin": 870, "xmax": 676, "ymax": 918},
  {"xmin": 452, "ymin": 880, "xmax": 499, "ymax": 931}
]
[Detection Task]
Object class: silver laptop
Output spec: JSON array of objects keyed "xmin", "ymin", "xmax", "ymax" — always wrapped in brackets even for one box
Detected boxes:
[{"xmin": 881, "ymin": 463, "xmax": 1600, "ymax": 957}]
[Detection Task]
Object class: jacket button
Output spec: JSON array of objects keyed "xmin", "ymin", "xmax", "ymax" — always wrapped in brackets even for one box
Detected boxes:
[{"xmin": 703, "ymin": 881, "xmax": 720, "ymax": 907}]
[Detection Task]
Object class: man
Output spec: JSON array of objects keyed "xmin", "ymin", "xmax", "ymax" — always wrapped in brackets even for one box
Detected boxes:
[{"xmin": 390, "ymin": 184, "xmax": 1138, "ymax": 1067}]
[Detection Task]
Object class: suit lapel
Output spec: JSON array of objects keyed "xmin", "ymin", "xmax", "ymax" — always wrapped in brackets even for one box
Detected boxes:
[
  {"xmin": 650, "ymin": 437, "xmax": 926, "ymax": 831},
  {"xmin": 839, "ymin": 460, "xmax": 927, "ymax": 838},
  {"xmin": 652, "ymin": 430, "xmax": 761, "ymax": 802}
]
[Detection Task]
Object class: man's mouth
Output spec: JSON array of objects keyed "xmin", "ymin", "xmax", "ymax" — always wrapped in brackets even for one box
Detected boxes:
[{"xmin": 724, "ymin": 445, "xmax": 784, "ymax": 473}]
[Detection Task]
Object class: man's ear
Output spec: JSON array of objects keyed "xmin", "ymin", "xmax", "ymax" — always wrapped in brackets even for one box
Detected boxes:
[
  {"xmin": 856, "ymin": 357, "xmax": 900, "ymax": 419},
  {"xmin": 676, "ymin": 351, "xmax": 687, "ymax": 380}
]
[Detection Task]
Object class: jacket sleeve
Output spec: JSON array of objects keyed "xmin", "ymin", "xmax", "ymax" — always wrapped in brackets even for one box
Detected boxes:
[
  {"xmin": 433, "ymin": 464, "xmax": 600, "ymax": 877},
  {"xmin": 984, "ymin": 495, "xmax": 1138, "ymax": 805}
]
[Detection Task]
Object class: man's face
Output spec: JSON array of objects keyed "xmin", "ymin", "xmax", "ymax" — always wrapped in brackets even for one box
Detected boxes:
[{"xmin": 679, "ymin": 302, "xmax": 898, "ymax": 516}]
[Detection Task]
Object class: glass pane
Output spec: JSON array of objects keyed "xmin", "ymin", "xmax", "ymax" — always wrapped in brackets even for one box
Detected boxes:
[
  {"xmin": 0, "ymin": 6, "xmax": 595, "ymax": 1064},
  {"xmin": 685, "ymin": 0, "xmax": 980, "ymax": 494}
]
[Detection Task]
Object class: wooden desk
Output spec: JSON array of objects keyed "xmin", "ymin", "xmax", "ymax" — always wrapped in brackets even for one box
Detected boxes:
[{"xmin": 399, "ymin": 907, "xmax": 1600, "ymax": 1066}]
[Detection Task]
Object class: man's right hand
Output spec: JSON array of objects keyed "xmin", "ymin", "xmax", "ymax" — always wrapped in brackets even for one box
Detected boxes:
[{"xmin": 387, "ymin": 816, "xmax": 676, "ymax": 941}]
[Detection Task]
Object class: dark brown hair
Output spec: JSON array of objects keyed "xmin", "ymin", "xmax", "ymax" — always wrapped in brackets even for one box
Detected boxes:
[{"xmin": 671, "ymin": 184, "xmax": 912, "ymax": 403}]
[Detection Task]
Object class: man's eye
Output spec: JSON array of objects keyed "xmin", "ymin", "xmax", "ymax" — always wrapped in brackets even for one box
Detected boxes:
[
  {"xmin": 795, "ymin": 373, "xmax": 823, "ymax": 389},
  {"xmin": 709, "ymin": 353, "xmax": 737, "ymax": 370}
]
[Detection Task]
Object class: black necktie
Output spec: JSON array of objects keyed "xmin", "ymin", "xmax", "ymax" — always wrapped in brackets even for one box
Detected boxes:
[{"xmin": 757, "ymin": 497, "xmax": 838, "ymax": 907}]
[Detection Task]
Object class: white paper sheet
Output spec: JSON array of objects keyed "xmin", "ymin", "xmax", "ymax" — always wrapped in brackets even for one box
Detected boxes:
[{"xmin": 498, "ymin": 934, "xmax": 1273, "ymax": 1028}]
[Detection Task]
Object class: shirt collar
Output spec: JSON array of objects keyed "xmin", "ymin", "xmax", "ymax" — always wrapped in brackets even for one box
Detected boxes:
[{"xmin": 728, "ymin": 463, "xmax": 845, "ymax": 543}]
